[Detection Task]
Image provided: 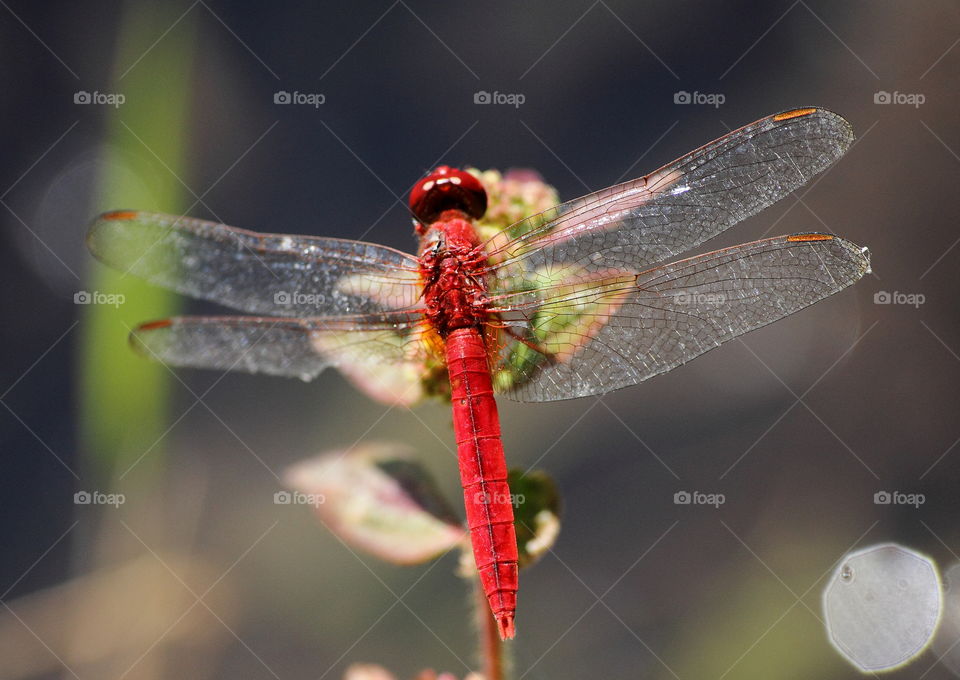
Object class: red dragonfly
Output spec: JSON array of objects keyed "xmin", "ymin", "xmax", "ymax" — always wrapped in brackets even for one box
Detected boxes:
[{"xmin": 87, "ymin": 107, "xmax": 870, "ymax": 639}]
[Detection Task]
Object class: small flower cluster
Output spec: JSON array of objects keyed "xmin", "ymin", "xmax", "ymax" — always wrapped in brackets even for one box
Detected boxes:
[{"xmin": 468, "ymin": 168, "xmax": 559, "ymax": 240}]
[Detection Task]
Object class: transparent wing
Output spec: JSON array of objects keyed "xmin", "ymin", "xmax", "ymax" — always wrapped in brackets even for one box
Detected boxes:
[
  {"xmin": 484, "ymin": 108, "xmax": 853, "ymax": 288},
  {"xmin": 131, "ymin": 313, "xmax": 439, "ymax": 406},
  {"xmin": 489, "ymin": 234, "xmax": 870, "ymax": 402},
  {"xmin": 87, "ymin": 211, "xmax": 424, "ymax": 317}
]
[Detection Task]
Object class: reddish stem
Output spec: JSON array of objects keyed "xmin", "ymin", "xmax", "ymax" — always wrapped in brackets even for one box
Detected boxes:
[{"xmin": 476, "ymin": 579, "xmax": 505, "ymax": 680}]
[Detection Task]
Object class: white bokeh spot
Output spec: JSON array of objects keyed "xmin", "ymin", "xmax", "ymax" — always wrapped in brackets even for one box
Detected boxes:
[
  {"xmin": 823, "ymin": 543, "xmax": 941, "ymax": 671},
  {"xmin": 932, "ymin": 562, "xmax": 960, "ymax": 676}
]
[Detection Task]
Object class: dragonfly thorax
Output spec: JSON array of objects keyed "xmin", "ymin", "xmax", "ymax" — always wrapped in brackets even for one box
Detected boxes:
[{"xmin": 420, "ymin": 218, "xmax": 489, "ymax": 338}]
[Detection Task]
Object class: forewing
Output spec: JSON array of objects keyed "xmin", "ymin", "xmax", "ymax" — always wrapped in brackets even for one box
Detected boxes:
[
  {"xmin": 491, "ymin": 234, "xmax": 870, "ymax": 402},
  {"xmin": 484, "ymin": 108, "xmax": 853, "ymax": 285},
  {"xmin": 87, "ymin": 211, "xmax": 423, "ymax": 317},
  {"xmin": 131, "ymin": 314, "xmax": 439, "ymax": 406}
]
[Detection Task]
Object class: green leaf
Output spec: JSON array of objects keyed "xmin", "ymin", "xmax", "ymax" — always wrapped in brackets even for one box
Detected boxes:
[
  {"xmin": 508, "ymin": 469, "xmax": 561, "ymax": 568},
  {"xmin": 284, "ymin": 443, "xmax": 465, "ymax": 565}
]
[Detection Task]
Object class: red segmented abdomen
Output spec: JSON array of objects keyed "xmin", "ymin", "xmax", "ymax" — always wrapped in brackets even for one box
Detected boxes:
[{"xmin": 445, "ymin": 326, "xmax": 519, "ymax": 640}]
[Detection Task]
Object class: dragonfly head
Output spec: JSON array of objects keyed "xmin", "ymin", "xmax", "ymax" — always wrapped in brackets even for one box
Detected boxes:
[{"xmin": 410, "ymin": 166, "xmax": 487, "ymax": 230}]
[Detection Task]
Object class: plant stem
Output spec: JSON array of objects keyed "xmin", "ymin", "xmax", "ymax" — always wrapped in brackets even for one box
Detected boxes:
[{"xmin": 475, "ymin": 581, "xmax": 505, "ymax": 680}]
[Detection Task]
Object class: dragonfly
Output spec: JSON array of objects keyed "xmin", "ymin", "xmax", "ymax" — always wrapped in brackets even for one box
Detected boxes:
[{"xmin": 87, "ymin": 107, "xmax": 871, "ymax": 640}]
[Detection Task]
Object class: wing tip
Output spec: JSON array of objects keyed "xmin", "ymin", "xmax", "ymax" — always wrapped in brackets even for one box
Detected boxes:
[
  {"xmin": 86, "ymin": 210, "xmax": 139, "ymax": 255},
  {"xmin": 773, "ymin": 106, "xmax": 853, "ymax": 140},
  {"xmin": 771, "ymin": 106, "xmax": 854, "ymax": 162},
  {"xmin": 788, "ymin": 232, "xmax": 872, "ymax": 277},
  {"xmin": 833, "ymin": 236, "xmax": 871, "ymax": 276},
  {"xmin": 128, "ymin": 319, "xmax": 174, "ymax": 358}
]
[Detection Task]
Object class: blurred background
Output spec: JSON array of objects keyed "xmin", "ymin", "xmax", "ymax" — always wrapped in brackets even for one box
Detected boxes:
[{"xmin": 1, "ymin": 1, "xmax": 959, "ymax": 678}]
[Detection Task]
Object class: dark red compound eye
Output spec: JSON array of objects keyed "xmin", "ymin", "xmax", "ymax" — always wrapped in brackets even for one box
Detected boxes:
[{"xmin": 409, "ymin": 166, "xmax": 487, "ymax": 225}]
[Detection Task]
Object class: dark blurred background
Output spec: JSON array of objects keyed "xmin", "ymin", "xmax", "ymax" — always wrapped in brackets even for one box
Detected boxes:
[{"xmin": 2, "ymin": 1, "xmax": 959, "ymax": 678}]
